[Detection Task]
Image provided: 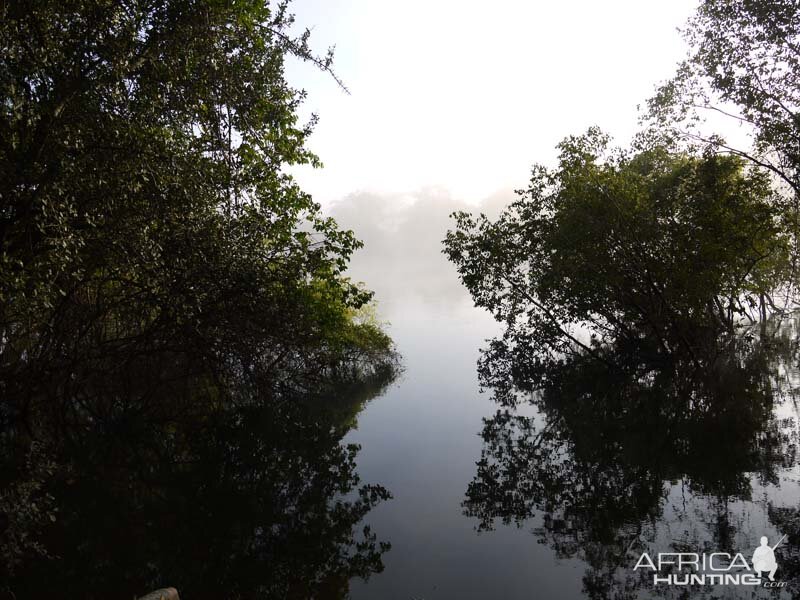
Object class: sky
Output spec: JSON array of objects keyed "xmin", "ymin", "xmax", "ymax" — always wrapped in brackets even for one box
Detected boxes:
[
  {"xmin": 285, "ymin": 0, "xmax": 700, "ymax": 206},
  {"xmin": 281, "ymin": 1, "xmax": 706, "ymax": 309}
]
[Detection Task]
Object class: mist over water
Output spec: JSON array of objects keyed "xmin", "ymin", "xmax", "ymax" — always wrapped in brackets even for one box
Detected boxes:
[
  {"xmin": 323, "ymin": 191, "xmax": 800, "ymax": 599},
  {"xmin": 10, "ymin": 186, "xmax": 800, "ymax": 599},
  {"xmin": 7, "ymin": 1, "xmax": 800, "ymax": 598},
  {"xmin": 329, "ymin": 188, "xmax": 513, "ymax": 311}
]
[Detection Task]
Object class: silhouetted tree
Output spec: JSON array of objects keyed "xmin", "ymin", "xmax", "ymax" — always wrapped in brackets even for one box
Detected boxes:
[{"xmin": 445, "ymin": 130, "xmax": 789, "ymax": 383}]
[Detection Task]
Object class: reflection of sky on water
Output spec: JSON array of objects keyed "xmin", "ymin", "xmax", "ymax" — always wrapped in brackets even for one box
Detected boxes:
[
  {"xmin": 346, "ymin": 302, "xmax": 586, "ymax": 600},
  {"xmin": 335, "ymin": 193, "xmax": 800, "ymax": 599},
  {"xmin": 347, "ymin": 305, "xmax": 800, "ymax": 598}
]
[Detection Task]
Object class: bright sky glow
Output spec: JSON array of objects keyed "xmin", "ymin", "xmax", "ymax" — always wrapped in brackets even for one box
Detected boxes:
[{"xmin": 286, "ymin": 0, "xmax": 700, "ymax": 206}]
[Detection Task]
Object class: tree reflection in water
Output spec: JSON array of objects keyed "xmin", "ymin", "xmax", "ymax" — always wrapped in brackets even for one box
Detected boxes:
[
  {"xmin": 464, "ymin": 318, "xmax": 800, "ymax": 598},
  {"xmin": 1, "ymin": 357, "xmax": 398, "ymax": 600}
]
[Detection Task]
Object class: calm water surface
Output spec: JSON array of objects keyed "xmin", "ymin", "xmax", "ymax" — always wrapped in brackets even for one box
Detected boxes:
[
  {"xmin": 345, "ymin": 299, "xmax": 800, "ymax": 600},
  {"xmin": 9, "ymin": 198, "xmax": 800, "ymax": 599}
]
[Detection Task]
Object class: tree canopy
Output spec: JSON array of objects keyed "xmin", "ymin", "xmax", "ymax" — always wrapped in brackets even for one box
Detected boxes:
[
  {"xmin": 445, "ymin": 129, "xmax": 791, "ymax": 382},
  {"xmin": 0, "ymin": 0, "xmax": 394, "ymax": 415},
  {"xmin": 649, "ymin": 0, "xmax": 800, "ymax": 194},
  {"xmin": 0, "ymin": 1, "xmax": 397, "ymax": 585}
]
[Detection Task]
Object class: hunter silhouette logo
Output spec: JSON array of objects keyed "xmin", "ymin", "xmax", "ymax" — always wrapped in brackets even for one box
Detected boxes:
[
  {"xmin": 633, "ymin": 534, "xmax": 788, "ymax": 587},
  {"xmin": 752, "ymin": 535, "xmax": 785, "ymax": 581}
]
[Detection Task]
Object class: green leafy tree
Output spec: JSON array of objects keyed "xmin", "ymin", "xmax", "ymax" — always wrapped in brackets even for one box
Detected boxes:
[
  {"xmin": 0, "ymin": 0, "xmax": 394, "ymax": 419},
  {"xmin": 648, "ymin": 0, "xmax": 800, "ymax": 193},
  {"xmin": 444, "ymin": 129, "xmax": 790, "ymax": 381},
  {"xmin": 0, "ymin": 1, "xmax": 398, "ymax": 581},
  {"xmin": 647, "ymin": 0, "xmax": 800, "ymax": 301}
]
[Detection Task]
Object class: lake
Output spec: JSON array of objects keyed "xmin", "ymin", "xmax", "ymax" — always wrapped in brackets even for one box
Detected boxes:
[
  {"xmin": 6, "ymin": 196, "xmax": 800, "ymax": 600},
  {"xmin": 344, "ymin": 297, "xmax": 800, "ymax": 599},
  {"xmin": 328, "ymin": 187, "xmax": 800, "ymax": 599}
]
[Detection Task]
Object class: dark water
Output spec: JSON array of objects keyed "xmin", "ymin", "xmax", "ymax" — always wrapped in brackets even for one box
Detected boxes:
[
  {"xmin": 6, "ymin": 276, "xmax": 800, "ymax": 599},
  {"xmin": 345, "ymin": 301, "xmax": 800, "ymax": 600}
]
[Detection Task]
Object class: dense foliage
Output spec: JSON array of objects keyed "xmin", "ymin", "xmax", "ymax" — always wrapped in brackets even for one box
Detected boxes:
[
  {"xmin": 448, "ymin": 2, "xmax": 800, "ymax": 594},
  {"xmin": 649, "ymin": 0, "xmax": 800, "ymax": 194},
  {"xmin": 0, "ymin": 0, "xmax": 394, "ymax": 416},
  {"xmin": 0, "ymin": 1, "xmax": 397, "ymax": 590},
  {"xmin": 445, "ymin": 129, "xmax": 790, "ymax": 382}
]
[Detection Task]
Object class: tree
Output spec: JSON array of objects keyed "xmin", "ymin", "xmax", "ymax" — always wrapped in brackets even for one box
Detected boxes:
[
  {"xmin": 0, "ymin": 2, "xmax": 398, "ymax": 582},
  {"xmin": 0, "ymin": 0, "xmax": 394, "ymax": 423},
  {"xmin": 648, "ymin": 0, "xmax": 800, "ymax": 194},
  {"xmin": 647, "ymin": 0, "xmax": 800, "ymax": 302},
  {"xmin": 444, "ymin": 129, "xmax": 790, "ymax": 382}
]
